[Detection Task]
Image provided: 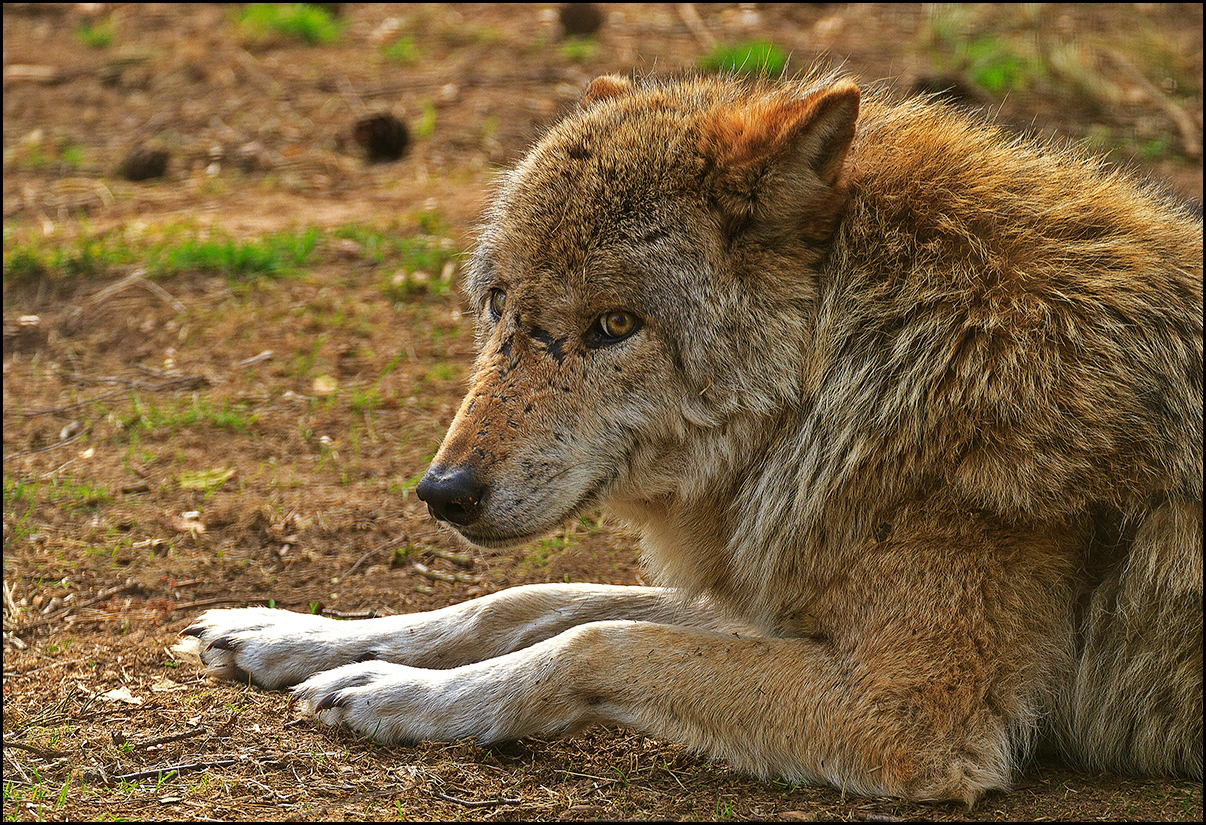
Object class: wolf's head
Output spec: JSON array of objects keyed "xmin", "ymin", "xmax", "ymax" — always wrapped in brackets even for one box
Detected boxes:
[{"xmin": 416, "ymin": 73, "xmax": 859, "ymax": 547}]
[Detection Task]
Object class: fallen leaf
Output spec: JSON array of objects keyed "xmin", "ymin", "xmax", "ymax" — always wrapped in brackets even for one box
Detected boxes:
[
  {"xmin": 99, "ymin": 687, "xmax": 144, "ymax": 705},
  {"xmin": 177, "ymin": 467, "xmax": 235, "ymax": 491}
]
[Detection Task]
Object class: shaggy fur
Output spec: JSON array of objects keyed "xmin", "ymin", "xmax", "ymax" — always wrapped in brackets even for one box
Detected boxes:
[{"xmin": 185, "ymin": 70, "xmax": 1202, "ymax": 804}]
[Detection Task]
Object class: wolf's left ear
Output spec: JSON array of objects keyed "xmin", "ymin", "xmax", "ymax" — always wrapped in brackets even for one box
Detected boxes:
[
  {"xmin": 581, "ymin": 75, "xmax": 633, "ymax": 107},
  {"xmin": 700, "ymin": 80, "xmax": 860, "ymax": 234}
]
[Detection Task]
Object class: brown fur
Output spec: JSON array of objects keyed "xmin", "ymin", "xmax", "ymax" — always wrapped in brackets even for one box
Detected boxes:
[{"xmin": 187, "ymin": 70, "xmax": 1202, "ymax": 803}]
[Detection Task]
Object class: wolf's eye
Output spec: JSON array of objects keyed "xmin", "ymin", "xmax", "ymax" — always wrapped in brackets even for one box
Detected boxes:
[
  {"xmin": 588, "ymin": 310, "xmax": 642, "ymax": 347},
  {"xmin": 601, "ymin": 311, "xmax": 636, "ymax": 339},
  {"xmin": 487, "ymin": 288, "xmax": 506, "ymax": 320}
]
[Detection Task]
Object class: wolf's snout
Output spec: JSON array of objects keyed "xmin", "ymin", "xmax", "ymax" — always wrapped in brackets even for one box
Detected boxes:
[{"xmin": 415, "ymin": 465, "xmax": 486, "ymax": 527}]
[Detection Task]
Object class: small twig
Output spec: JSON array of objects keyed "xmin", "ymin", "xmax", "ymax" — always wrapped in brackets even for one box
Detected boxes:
[
  {"xmin": 343, "ymin": 535, "xmax": 409, "ymax": 579},
  {"xmin": 133, "ymin": 364, "xmax": 183, "ymax": 379},
  {"xmin": 10, "ymin": 581, "xmax": 139, "ymax": 635},
  {"xmin": 130, "ymin": 728, "xmax": 205, "ymax": 751},
  {"xmin": 242, "ymin": 775, "xmax": 298, "ymax": 803},
  {"xmin": 15, "ymin": 685, "xmax": 96, "ymax": 731},
  {"xmin": 2, "ymin": 426, "xmax": 88, "ymax": 460},
  {"xmin": 677, "ymin": 3, "xmax": 717, "ymax": 51},
  {"xmin": 559, "ymin": 769, "xmax": 622, "ymax": 785},
  {"xmin": 3, "ymin": 740, "xmax": 68, "ymax": 759},
  {"xmin": 232, "ymin": 48, "xmax": 277, "ymax": 94},
  {"xmin": 413, "ymin": 562, "xmax": 474, "ymax": 584},
  {"xmin": 59, "ymin": 581, "xmax": 136, "ymax": 612},
  {"xmin": 135, "ymin": 276, "xmax": 187, "ymax": 314},
  {"xmin": 109, "ymin": 758, "xmax": 239, "ymax": 784},
  {"xmin": 13, "ymin": 658, "xmax": 78, "ymax": 677},
  {"xmin": 237, "ymin": 350, "xmax": 274, "ymax": 368},
  {"xmin": 6, "ymin": 758, "xmax": 33, "ymax": 785},
  {"xmin": 12, "ymin": 390, "xmax": 124, "ymax": 419},
  {"xmin": 60, "ymin": 371, "xmax": 144, "ymax": 386},
  {"xmin": 11, "ymin": 374, "xmax": 209, "ymax": 419},
  {"xmin": 337, "ymin": 74, "xmax": 369, "ymax": 116},
  {"xmin": 431, "ymin": 789, "xmax": 522, "ymax": 809},
  {"xmin": 320, "ymin": 607, "xmax": 379, "ymax": 619},
  {"xmin": 1106, "ymin": 48, "xmax": 1201, "ymax": 158},
  {"xmin": 173, "ymin": 596, "xmax": 274, "ymax": 611},
  {"xmin": 68, "ymin": 269, "xmax": 145, "ymax": 323},
  {"xmin": 3, "ymin": 579, "xmax": 19, "ymax": 615},
  {"xmin": 4, "ymin": 64, "xmax": 60, "ymax": 83},
  {"xmin": 428, "ymin": 548, "xmax": 474, "ymax": 569},
  {"xmin": 40, "ymin": 455, "xmax": 82, "ymax": 480}
]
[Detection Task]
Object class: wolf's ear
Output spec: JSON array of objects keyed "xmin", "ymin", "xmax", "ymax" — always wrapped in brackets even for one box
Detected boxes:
[
  {"xmin": 582, "ymin": 75, "xmax": 633, "ymax": 107},
  {"xmin": 700, "ymin": 80, "xmax": 860, "ymax": 234}
]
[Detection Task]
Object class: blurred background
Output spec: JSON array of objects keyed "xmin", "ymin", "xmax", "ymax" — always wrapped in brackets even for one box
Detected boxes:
[{"xmin": 4, "ymin": 2, "xmax": 1202, "ymax": 249}]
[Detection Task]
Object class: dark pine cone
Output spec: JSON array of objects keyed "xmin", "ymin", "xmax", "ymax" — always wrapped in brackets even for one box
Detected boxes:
[{"xmin": 353, "ymin": 113, "xmax": 409, "ymax": 163}]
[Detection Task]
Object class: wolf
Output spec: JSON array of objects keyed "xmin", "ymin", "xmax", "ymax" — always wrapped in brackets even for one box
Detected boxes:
[{"xmin": 184, "ymin": 70, "xmax": 1202, "ymax": 803}]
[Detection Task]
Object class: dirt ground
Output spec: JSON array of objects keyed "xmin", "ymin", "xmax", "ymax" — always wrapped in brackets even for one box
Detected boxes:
[{"xmin": 3, "ymin": 3, "xmax": 1202, "ymax": 821}]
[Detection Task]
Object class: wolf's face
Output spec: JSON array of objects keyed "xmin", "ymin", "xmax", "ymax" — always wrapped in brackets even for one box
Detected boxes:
[
  {"xmin": 416, "ymin": 75, "xmax": 859, "ymax": 547},
  {"xmin": 416, "ymin": 156, "xmax": 714, "ymax": 547}
]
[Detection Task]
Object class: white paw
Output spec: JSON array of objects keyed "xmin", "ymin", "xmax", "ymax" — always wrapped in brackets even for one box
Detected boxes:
[
  {"xmin": 181, "ymin": 607, "xmax": 363, "ymax": 689},
  {"xmin": 292, "ymin": 661, "xmax": 453, "ymax": 743}
]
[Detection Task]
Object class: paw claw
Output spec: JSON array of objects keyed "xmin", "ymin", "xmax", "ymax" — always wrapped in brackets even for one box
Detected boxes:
[
  {"xmin": 180, "ymin": 624, "xmax": 205, "ymax": 637},
  {"xmin": 315, "ymin": 692, "xmax": 343, "ymax": 712},
  {"xmin": 207, "ymin": 635, "xmax": 237, "ymax": 652}
]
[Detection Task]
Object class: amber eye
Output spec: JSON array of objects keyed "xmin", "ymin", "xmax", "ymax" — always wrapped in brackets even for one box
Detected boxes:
[
  {"xmin": 487, "ymin": 288, "xmax": 506, "ymax": 320},
  {"xmin": 601, "ymin": 311, "xmax": 636, "ymax": 338},
  {"xmin": 589, "ymin": 310, "xmax": 642, "ymax": 347}
]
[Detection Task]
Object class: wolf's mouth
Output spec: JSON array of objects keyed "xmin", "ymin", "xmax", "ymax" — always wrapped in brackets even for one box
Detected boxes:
[{"xmin": 444, "ymin": 473, "xmax": 614, "ymax": 549}]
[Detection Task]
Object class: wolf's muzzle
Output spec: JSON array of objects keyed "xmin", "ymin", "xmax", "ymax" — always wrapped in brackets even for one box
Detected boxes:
[{"xmin": 415, "ymin": 464, "xmax": 486, "ymax": 527}]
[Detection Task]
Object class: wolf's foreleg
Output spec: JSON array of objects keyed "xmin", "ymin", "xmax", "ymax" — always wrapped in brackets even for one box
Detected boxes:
[
  {"xmin": 291, "ymin": 618, "xmax": 1013, "ymax": 804},
  {"xmin": 182, "ymin": 583, "xmax": 745, "ymax": 689}
]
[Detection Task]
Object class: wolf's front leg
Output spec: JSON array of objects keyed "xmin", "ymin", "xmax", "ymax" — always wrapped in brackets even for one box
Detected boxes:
[
  {"xmin": 182, "ymin": 583, "xmax": 742, "ymax": 689},
  {"xmin": 292, "ymin": 618, "xmax": 1020, "ymax": 804}
]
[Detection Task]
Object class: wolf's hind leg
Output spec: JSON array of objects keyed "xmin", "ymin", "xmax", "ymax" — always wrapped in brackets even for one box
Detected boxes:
[{"xmin": 1050, "ymin": 500, "xmax": 1203, "ymax": 779}]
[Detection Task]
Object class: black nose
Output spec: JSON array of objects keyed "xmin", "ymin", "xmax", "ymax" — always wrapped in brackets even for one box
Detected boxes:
[{"xmin": 415, "ymin": 465, "xmax": 486, "ymax": 527}]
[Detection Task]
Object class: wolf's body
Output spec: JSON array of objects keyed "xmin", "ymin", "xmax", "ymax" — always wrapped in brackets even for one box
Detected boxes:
[{"xmin": 186, "ymin": 71, "xmax": 1202, "ymax": 803}]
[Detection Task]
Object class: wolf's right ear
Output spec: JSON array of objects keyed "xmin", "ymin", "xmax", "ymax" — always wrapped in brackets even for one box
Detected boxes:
[{"xmin": 581, "ymin": 75, "xmax": 633, "ymax": 107}]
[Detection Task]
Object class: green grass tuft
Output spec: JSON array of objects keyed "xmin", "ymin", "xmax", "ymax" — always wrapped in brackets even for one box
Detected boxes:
[
  {"xmin": 700, "ymin": 40, "xmax": 788, "ymax": 76},
  {"xmin": 382, "ymin": 36, "xmax": 419, "ymax": 64},
  {"xmin": 75, "ymin": 18, "xmax": 115, "ymax": 49},
  {"xmin": 148, "ymin": 227, "xmax": 319, "ymax": 280},
  {"xmin": 238, "ymin": 3, "xmax": 343, "ymax": 46}
]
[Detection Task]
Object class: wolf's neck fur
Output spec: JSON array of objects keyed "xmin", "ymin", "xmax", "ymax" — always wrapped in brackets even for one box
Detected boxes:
[{"xmin": 607, "ymin": 405, "xmax": 833, "ymax": 630}]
